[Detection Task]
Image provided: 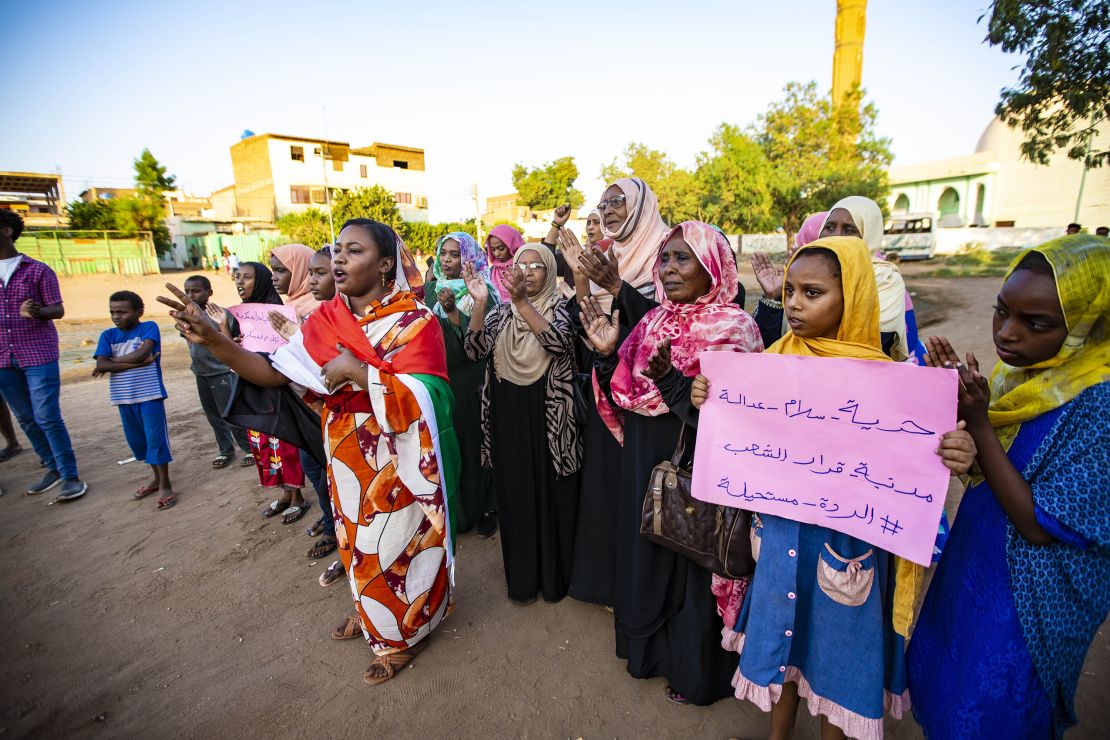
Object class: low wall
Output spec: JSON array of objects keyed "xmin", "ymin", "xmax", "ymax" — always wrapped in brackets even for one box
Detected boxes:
[
  {"xmin": 738, "ymin": 226, "xmax": 1067, "ymax": 255},
  {"xmin": 16, "ymin": 233, "xmax": 160, "ymax": 275}
]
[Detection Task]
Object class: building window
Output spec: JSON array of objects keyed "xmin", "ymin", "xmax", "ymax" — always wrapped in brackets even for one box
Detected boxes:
[
  {"xmin": 416, "ymin": 196, "xmax": 428, "ymax": 209},
  {"xmin": 311, "ymin": 188, "xmax": 327, "ymax": 204},
  {"xmin": 290, "ymin": 146, "xmax": 304, "ymax": 162},
  {"xmin": 360, "ymin": 164, "xmax": 368, "ymax": 178},
  {"xmin": 290, "ymin": 186, "xmax": 311, "ymax": 204},
  {"xmin": 393, "ymin": 160, "xmax": 409, "ymax": 169},
  {"xmin": 333, "ymin": 159, "xmax": 344, "ymax": 172},
  {"xmin": 313, "ymin": 147, "xmax": 322, "ymax": 156},
  {"xmin": 395, "ymin": 192, "xmax": 412, "ymax": 204},
  {"xmin": 893, "ymin": 193, "xmax": 910, "ymax": 213}
]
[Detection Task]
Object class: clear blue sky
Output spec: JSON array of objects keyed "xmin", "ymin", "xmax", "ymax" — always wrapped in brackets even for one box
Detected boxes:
[{"xmin": 3, "ymin": 0, "xmax": 1021, "ymax": 221}]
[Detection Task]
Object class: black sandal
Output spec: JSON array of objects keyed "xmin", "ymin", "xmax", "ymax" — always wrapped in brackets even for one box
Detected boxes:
[
  {"xmin": 240, "ymin": 455, "xmax": 255, "ymax": 467},
  {"xmin": 308, "ymin": 535, "xmax": 338, "ymax": 559},
  {"xmin": 306, "ymin": 516, "xmax": 326, "ymax": 537},
  {"xmin": 211, "ymin": 454, "xmax": 232, "ymax": 469},
  {"xmin": 281, "ymin": 500, "xmax": 312, "ymax": 525}
]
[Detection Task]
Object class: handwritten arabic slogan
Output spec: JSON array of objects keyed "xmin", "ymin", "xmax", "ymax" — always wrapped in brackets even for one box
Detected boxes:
[
  {"xmin": 227, "ymin": 303, "xmax": 298, "ymax": 354},
  {"xmin": 691, "ymin": 352, "xmax": 957, "ymax": 566}
]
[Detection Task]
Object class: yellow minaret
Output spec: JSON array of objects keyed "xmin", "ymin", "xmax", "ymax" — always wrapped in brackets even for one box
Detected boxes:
[{"xmin": 832, "ymin": 0, "xmax": 867, "ymax": 105}]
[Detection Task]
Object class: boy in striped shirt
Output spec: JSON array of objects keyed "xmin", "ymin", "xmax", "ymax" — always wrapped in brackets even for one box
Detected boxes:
[{"xmin": 93, "ymin": 291, "xmax": 176, "ymax": 510}]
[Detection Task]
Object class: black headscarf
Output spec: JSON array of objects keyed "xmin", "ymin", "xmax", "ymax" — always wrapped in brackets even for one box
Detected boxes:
[{"xmin": 240, "ymin": 262, "xmax": 284, "ymax": 305}]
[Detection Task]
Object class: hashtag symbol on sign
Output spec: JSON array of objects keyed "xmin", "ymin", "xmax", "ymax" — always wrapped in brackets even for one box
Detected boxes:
[{"xmin": 879, "ymin": 516, "xmax": 903, "ymax": 535}]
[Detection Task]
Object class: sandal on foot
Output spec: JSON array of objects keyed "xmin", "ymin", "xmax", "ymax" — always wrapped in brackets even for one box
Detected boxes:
[
  {"xmin": 664, "ymin": 685, "xmax": 688, "ymax": 705},
  {"xmin": 240, "ymin": 455, "xmax": 256, "ymax": 467},
  {"xmin": 308, "ymin": 535, "xmax": 337, "ymax": 559},
  {"xmin": 362, "ymin": 640, "xmax": 428, "ymax": 686},
  {"xmin": 319, "ymin": 561, "xmax": 345, "ymax": 587},
  {"xmin": 306, "ymin": 516, "xmax": 326, "ymax": 537},
  {"xmin": 156, "ymin": 495, "xmax": 177, "ymax": 511},
  {"xmin": 133, "ymin": 485, "xmax": 159, "ymax": 500},
  {"xmin": 262, "ymin": 499, "xmax": 291, "ymax": 518},
  {"xmin": 211, "ymin": 455, "xmax": 232, "ymax": 469},
  {"xmin": 0, "ymin": 446, "xmax": 22, "ymax": 463},
  {"xmin": 281, "ymin": 500, "xmax": 311, "ymax": 525},
  {"xmin": 331, "ymin": 615, "xmax": 363, "ymax": 640}
]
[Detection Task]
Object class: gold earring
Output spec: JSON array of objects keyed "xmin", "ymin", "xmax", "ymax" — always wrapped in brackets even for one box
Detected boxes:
[{"xmin": 381, "ymin": 272, "xmax": 388, "ymax": 288}]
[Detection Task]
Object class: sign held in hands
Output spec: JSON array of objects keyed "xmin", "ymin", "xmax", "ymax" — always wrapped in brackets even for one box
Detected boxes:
[
  {"xmin": 228, "ymin": 303, "xmax": 298, "ymax": 353},
  {"xmin": 691, "ymin": 352, "xmax": 957, "ymax": 566}
]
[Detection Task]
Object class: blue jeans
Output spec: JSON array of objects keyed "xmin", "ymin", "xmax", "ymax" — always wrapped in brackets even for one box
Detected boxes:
[
  {"xmin": 0, "ymin": 360, "xmax": 79, "ymax": 479},
  {"xmin": 300, "ymin": 448, "xmax": 334, "ymax": 536}
]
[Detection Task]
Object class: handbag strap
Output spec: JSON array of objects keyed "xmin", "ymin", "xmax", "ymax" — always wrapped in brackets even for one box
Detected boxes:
[{"xmin": 670, "ymin": 424, "xmax": 691, "ymax": 467}]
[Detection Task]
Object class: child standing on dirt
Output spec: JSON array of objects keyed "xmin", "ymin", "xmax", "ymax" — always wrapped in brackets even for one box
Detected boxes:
[
  {"xmin": 93, "ymin": 290, "xmax": 176, "ymax": 510},
  {"xmin": 181, "ymin": 275, "xmax": 254, "ymax": 470}
]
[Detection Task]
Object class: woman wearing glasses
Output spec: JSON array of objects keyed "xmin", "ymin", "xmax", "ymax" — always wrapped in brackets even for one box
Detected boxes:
[{"xmin": 463, "ymin": 244, "xmax": 581, "ymax": 604}]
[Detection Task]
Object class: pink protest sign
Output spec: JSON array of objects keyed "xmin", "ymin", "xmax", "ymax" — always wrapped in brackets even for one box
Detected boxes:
[
  {"xmin": 227, "ymin": 303, "xmax": 298, "ymax": 353},
  {"xmin": 691, "ymin": 352, "xmax": 957, "ymax": 566}
]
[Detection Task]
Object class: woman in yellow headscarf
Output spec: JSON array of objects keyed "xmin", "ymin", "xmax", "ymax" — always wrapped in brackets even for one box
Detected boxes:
[
  {"xmin": 908, "ymin": 234, "xmax": 1110, "ymax": 739},
  {"xmin": 694, "ymin": 236, "xmax": 975, "ymax": 740}
]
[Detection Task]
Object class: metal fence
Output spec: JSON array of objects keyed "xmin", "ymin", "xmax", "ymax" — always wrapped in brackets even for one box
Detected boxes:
[{"xmin": 16, "ymin": 230, "xmax": 161, "ymax": 275}]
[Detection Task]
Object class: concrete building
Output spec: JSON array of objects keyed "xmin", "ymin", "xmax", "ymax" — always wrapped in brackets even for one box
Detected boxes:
[
  {"xmin": 888, "ymin": 116, "xmax": 1109, "ymax": 229},
  {"xmin": 220, "ymin": 133, "xmax": 429, "ymax": 223},
  {"xmin": 0, "ymin": 171, "xmax": 65, "ymax": 228},
  {"xmin": 80, "ymin": 187, "xmax": 212, "ymax": 219}
]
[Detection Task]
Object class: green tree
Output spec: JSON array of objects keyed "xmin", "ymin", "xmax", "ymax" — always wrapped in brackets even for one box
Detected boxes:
[
  {"xmin": 982, "ymin": 0, "xmax": 1109, "ymax": 167},
  {"xmin": 113, "ymin": 148, "xmax": 177, "ymax": 254},
  {"xmin": 754, "ymin": 82, "xmax": 892, "ymax": 243},
  {"xmin": 65, "ymin": 199, "xmax": 119, "ymax": 231},
  {"xmin": 694, "ymin": 126, "xmax": 777, "ymax": 233},
  {"xmin": 600, "ymin": 143, "xmax": 701, "ymax": 224},
  {"xmin": 277, "ymin": 208, "xmax": 332, "ymax": 247},
  {"xmin": 331, "ymin": 185, "xmax": 403, "ymax": 230},
  {"xmin": 511, "ymin": 157, "xmax": 585, "ymax": 210},
  {"xmin": 134, "ymin": 148, "xmax": 176, "ymax": 196},
  {"xmin": 400, "ymin": 220, "xmax": 477, "ymax": 259}
]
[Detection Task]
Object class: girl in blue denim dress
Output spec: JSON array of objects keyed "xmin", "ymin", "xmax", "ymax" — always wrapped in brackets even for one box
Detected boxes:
[{"xmin": 692, "ymin": 237, "xmax": 974, "ymax": 740}]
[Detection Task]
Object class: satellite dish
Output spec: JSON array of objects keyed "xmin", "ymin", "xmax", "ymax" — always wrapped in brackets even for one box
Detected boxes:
[{"xmin": 240, "ymin": 129, "xmax": 255, "ymax": 140}]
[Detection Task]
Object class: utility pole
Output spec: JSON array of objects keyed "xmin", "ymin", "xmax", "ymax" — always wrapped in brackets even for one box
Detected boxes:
[
  {"xmin": 1074, "ymin": 132, "xmax": 1092, "ymax": 224},
  {"xmin": 472, "ymin": 183, "xmax": 483, "ymax": 244},
  {"xmin": 322, "ymin": 105, "xmax": 336, "ymax": 244}
]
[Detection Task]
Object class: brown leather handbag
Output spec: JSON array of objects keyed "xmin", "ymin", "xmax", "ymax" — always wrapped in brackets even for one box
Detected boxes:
[{"xmin": 640, "ymin": 424, "xmax": 755, "ymax": 579}]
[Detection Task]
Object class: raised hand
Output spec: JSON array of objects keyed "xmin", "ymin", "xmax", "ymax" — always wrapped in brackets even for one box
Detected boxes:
[
  {"xmin": 503, "ymin": 265, "xmax": 527, "ymax": 303},
  {"xmin": 580, "ymin": 246, "xmax": 621, "ymax": 296},
  {"xmin": 205, "ymin": 302, "xmax": 230, "ymax": 331},
  {"xmin": 158, "ymin": 283, "xmax": 223, "ymax": 345},
  {"xmin": 691, "ymin": 374, "xmax": 710, "ymax": 408},
  {"xmin": 580, "ymin": 296, "xmax": 620, "ymax": 356},
  {"xmin": 462, "ymin": 262, "xmax": 489, "ymax": 305},
  {"xmin": 751, "ymin": 252, "xmax": 784, "ymax": 300},
  {"xmin": 553, "ymin": 203, "xmax": 572, "ymax": 227},
  {"xmin": 925, "ymin": 336, "xmax": 991, "ymax": 426},
  {"xmin": 268, "ymin": 310, "xmax": 297, "ymax": 340},
  {"xmin": 556, "ymin": 227, "xmax": 585, "ymax": 276},
  {"xmin": 320, "ymin": 344, "xmax": 365, "ymax": 393},
  {"xmin": 641, "ymin": 338, "xmax": 673, "ymax": 381}
]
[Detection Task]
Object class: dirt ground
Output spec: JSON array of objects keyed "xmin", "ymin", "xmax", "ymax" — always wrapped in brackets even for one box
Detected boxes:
[{"xmin": 0, "ymin": 268, "xmax": 1106, "ymax": 739}]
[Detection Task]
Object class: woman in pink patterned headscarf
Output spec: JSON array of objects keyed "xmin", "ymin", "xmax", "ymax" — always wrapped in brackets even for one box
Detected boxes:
[
  {"xmin": 484, "ymin": 225, "xmax": 525, "ymax": 302},
  {"xmin": 581, "ymin": 221, "xmax": 762, "ymax": 705}
]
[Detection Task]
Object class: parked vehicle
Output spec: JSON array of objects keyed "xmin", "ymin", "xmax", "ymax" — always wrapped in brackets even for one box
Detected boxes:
[{"xmin": 882, "ymin": 213, "xmax": 936, "ymax": 260}]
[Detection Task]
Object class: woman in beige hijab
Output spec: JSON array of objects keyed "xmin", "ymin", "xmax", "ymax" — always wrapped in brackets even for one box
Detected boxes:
[
  {"xmin": 821, "ymin": 196, "xmax": 913, "ymax": 361},
  {"xmin": 462, "ymin": 244, "xmax": 582, "ymax": 604}
]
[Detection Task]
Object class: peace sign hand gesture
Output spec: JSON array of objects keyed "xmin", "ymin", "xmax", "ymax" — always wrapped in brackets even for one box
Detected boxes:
[{"xmin": 157, "ymin": 283, "xmax": 222, "ymax": 345}]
